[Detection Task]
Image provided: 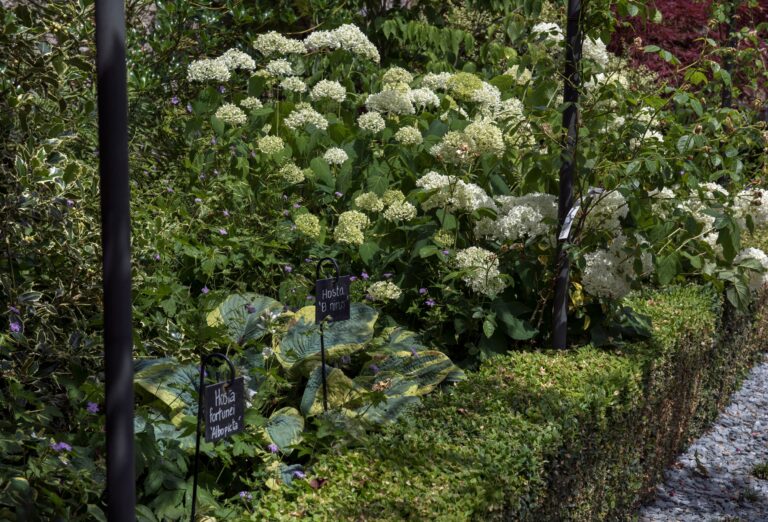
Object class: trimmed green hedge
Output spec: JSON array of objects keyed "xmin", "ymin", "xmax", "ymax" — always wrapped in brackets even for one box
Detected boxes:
[{"xmin": 250, "ymin": 285, "xmax": 767, "ymax": 521}]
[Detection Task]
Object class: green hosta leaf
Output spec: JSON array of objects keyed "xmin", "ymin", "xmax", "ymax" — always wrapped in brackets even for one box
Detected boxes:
[
  {"xmin": 264, "ymin": 407, "xmax": 304, "ymax": 452},
  {"xmin": 356, "ymin": 395, "xmax": 420, "ymax": 424},
  {"xmin": 444, "ymin": 367, "xmax": 467, "ymax": 383},
  {"xmin": 134, "ymin": 359, "xmax": 198, "ymax": 426},
  {"xmin": 207, "ymin": 293, "xmax": 282, "ymax": 345},
  {"xmin": 373, "ymin": 327, "xmax": 428, "ymax": 355},
  {"xmin": 373, "ymin": 350, "xmax": 456, "ymax": 396},
  {"xmin": 276, "ymin": 303, "xmax": 378, "ymax": 375},
  {"xmin": 300, "ymin": 366, "xmax": 361, "ymax": 417}
]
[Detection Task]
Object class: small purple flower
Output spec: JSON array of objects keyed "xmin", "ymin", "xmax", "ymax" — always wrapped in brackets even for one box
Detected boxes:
[
  {"xmin": 222, "ymin": 209, "xmax": 230, "ymax": 217},
  {"xmin": 365, "ymin": 294, "xmax": 374, "ymax": 301},
  {"xmin": 369, "ymin": 364, "xmax": 380, "ymax": 374},
  {"xmin": 409, "ymin": 347, "xmax": 419, "ymax": 357},
  {"xmin": 10, "ymin": 321, "xmax": 21, "ymax": 333},
  {"xmin": 166, "ymin": 187, "xmax": 174, "ymax": 193},
  {"xmin": 210, "ymin": 137, "xmax": 217, "ymax": 146},
  {"xmin": 425, "ymin": 299, "xmax": 436, "ymax": 308},
  {"xmin": 267, "ymin": 443, "xmax": 279, "ymax": 453},
  {"xmin": 239, "ymin": 491, "xmax": 253, "ymax": 500},
  {"xmin": 65, "ymin": 199, "xmax": 75, "ymax": 208},
  {"xmin": 153, "ymin": 253, "xmax": 161, "ymax": 261},
  {"xmin": 334, "ymin": 191, "xmax": 343, "ymax": 198},
  {"xmin": 340, "ymin": 355, "xmax": 351, "ymax": 365},
  {"xmin": 441, "ymin": 250, "xmax": 450, "ymax": 256},
  {"xmin": 292, "ymin": 470, "xmax": 306, "ymax": 479},
  {"xmin": 170, "ymin": 96, "xmax": 180, "ymax": 105},
  {"xmin": 199, "ymin": 174, "xmax": 206, "ymax": 181},
  {"xmin": 304, "ymin": 258, "xmax": 313, "ymax": 263},
  {"xmin": 419, "ymin": 288, "xmax": 428, "ymax": 295},
  {"xmin": 218, "ymin": 228, "xmax": 228, "ymax": 236},
  {"xmin": 218, "ymin": 85, "xmax": 226, "ymax": 94},
  {"xmin": 284, "ymin": 265, "xmax": 293, "ymax": 273},
  {"xmin": 292, "ymin": 203, "xmax": 301, "ymax": 209},
  {"xmin": 245, "ymin": 304, "xmax": 256, "ymax": 314},
  {"xmin": 383, "ymin": 272, "xmax": 393, "ymax": 279},
  {"xmin": 186, "ymin": 103, "xmax": 193, "ymax": 114},
  {"xmin": 8, "ymin": 306, "xmax": 19, "ymax": 314},
  {"xmin": 86, "ymin": 402, "xmax": 99, "ymax": 414},
  {"xmin": 306, "ymin": 295, "xmax": 315, "ymax": 301},
  {"xmin": 361, "ymin": 271, "xmax": 369, "ymax": 280},
  {"xmin": 51, "ymin": 441, "xmax": 72, "ymax": 452},
  {"xmin": 350, "ymin": 276, "xmax": 357, "ymax": 282},
  {"xmin": 194, "ymin": 198, "xmax": 202, "ymax": 204},
  {"xmin": 201, "ymin": 286, "xmax": 210, "ymax": 295},
  {"xmin": 283, "ymin": 210, "xmax": 290, "ymax": 217}
]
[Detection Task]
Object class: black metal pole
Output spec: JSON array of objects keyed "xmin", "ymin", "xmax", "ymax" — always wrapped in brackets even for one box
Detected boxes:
[
  {"xmin": 553, "ymin": 0, "xmax": 582, "ymax": 350},
  {"xmin": 320, "ymin": 322, "xmax": 329, "ymax": 412},
  {"xmin": 96, "ymin": 0, "xmax": 135, "ymax": 520}
]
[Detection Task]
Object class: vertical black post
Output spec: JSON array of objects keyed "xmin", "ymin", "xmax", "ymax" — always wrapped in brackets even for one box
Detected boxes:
[
  {"xmin": 320, "ymin": 322, "xmax": 329, "ymax": 412},
  {"xmin": 553, "ymin": 0, "xmax": 582, "ymax": 350},
  {"xmin": 95, "ymin": 0, "xmax": 135, "ymax": 520},
  {"xmin": 721, "ymin": 0, "xmax": 736, "ymax": 108}
]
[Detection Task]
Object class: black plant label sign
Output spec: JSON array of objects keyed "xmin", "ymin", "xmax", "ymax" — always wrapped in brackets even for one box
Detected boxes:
[
  {"xmin": 203, "ymin": 376, "xmax": 245, "ymax": 443},
  {"xmin": 315, "ymin": 275, "xmax": 351, "ymax": 323}
]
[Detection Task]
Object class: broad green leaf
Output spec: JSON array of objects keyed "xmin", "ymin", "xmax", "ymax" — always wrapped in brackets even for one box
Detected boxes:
[
  {"xmin": 371, "ymin": 350, "xmax": 456, "ymax": 395},
  {"xmin": 206, "ymin": 293, "xmax": 282, "ymax": 345},
  {"xmin": 300, "ymin": 366, "xmax": 361, "ymax": 417},
  {"xmin": 134, "ymin": 359, "xmax": 198, "ymax": 426},
  {"xmin": 656, "ymin": 253, "xmax": 681, "ymax": 285},
  {"xmin": 264, "ymin": 407, "xmax": 304, "ymax": 451},
  {"xmin": 276, "ymin": 303, "xmax": 378, "ymax": 375}
]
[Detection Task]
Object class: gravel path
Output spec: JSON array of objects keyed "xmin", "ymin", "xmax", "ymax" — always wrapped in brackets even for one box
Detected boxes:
[{"xmin": 638, "ymin": 354, "xmax": 768, "ymax": 522}]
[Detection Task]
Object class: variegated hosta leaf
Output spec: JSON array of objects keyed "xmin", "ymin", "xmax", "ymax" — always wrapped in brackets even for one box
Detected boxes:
[
  {"xmin": 133, "ymin": 359, "xmax": 198, "ymax": 426},
  {"xmin": 207, "ymin": 293, "xmax": 282, "ymax": 345},
  {"xmin": 372, "ymin": 326, "xmax": 429, "ymax": 356},
  {"xmin": 373, "ymin": 350, "xmax": 456, "ymax": 396},
  {"xmin": 443, "ymin": 367, "xmax": 468, "ymax": 383},
  {"xmin": 276, "ymin": 303, "xmax": 378, "ymax": 375},
  {"xmin": 300, "ymin": 365, "xmax": 362, "ymax": 417},
  {"xmin": 356, "ymin": 395, "xmax": 421, "ymax": 424},
  {"xmin": 264, "ymin": 407, "xmax": 304, "ymax": 452}
]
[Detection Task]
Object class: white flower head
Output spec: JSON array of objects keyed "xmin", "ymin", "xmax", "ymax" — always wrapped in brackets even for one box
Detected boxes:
[
  {"xmin": 304, "ymin": 24, "xmax": 380, "ymax": 63},
  {"xmin": 421, "ymin": 72, "xmax": 453, "ymax": 90},
  {"xmin": 258, "ymin": 135, "xmax": 285, "ymax": 155},
  {"xmin": 357, "ymin": 112, "xmax": 386, "ymax": 134},
  {"xmin": 394, "ymin": 126, "xmax": 423, "ymax": 145},
  {"xmin": 219, "ymin": 48, "xmax": 256, "ymax": 71},
  {"xmin": 365, "ymin": 89, "xmax": 415, "ymax": 116},
  {"xmin": 187, "ymin": 58, "xmax": 230, "ymax": 82},
  {"xmin": 240, "ymin": 97, "xmax": 263, "ymax": 110},
  {"xmin": 408, "ymin": 88, "xmax": 440, "ymax": 111},
  {"xmin": 367, "ymin": 281, "xmax": 402, "ymax": 301},
  {"xmin": 323, "ymin": 147, "xmax": 348, "ymax": 165},
  {"xmin": 310, "ymin": 80, "xmax": 347, "ymax": 103},
  {"xmin": 265, "ymin": 59, "xmax": 293, "ymax": 77},
  {"xmin": 284, "ymin": 103, "xmax": 328, "ymax": 131},
  {"xmin": 280, "ymin": 77, "xmax": 307, "ymax": 93},
  {"xmin": 253, "ymin": 31, "xmax": 306, "ymax": 56},
  {"xmin": 334, "ymin": 210, "xmax": 370, "ymax": 246},
  {"xmin": 455, "ymin": 247, "xmax": 506, "ymax": 297},
  {"xmin": 279, "ymin": 163, "xmax": 305, "ymax": 184},
  {"xmin": 532, "ymin": 22, "xmax": 564, "ymax": 43},
  {"xmin": 383, "ymin": 200, "xmax": 417, "ymax": 222},
  {"xmin": 214, "ymin": 103, "xmax": 246, "ymax": 125},
  {"xmin": 382, "ymin": 66, "xmax": 413, "ymax": 86}
]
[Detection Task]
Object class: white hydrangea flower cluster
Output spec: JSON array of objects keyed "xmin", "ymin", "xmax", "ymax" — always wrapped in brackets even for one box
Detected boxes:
[
  {"xmin": 334, "ymin": 210, "xmax": 370, "ymax": 246},
  {"xmin": 187, "ymin": 58, "xmax": 231, "ymax": 82},
  {"xmin": 355, "ymin": 192, "xmax": 385, "ymax": 213},
  {"xmin": 253, "ymin": 31, "xmax": 306, "ymax": 56},
  {"xmin": 219, "ymin": 48, "xmax": 256, "ymax": 71},
  {"xmin": 463, "ymin": 120, "xmax": 505, "ymax": 157},
  {"xmin": 240, "ymin": 97, "xmax": 263, "ymax": 110},
  {"xmin": 416, "ymin": 171, "xmax": 496, "ymax": 213},
  {"xmin": 294, "ymin": 213, "xmax": 321, "ymax": 239},
  {"xmin": 421, "ymin": 72, "xmax": 453, "ymax": 90},
  {"xmin": 323, "ymin": 148, "xmax": 348, "ymax": 165},
  {"xmin": 582, "ymin": 233, "xmax": 652, "ymax": 300},
  {"xmin": 383, "ymin": 190, "xmax": 405, "ymax": 205},
  {"xmin": 429, "ymin": 131, "xmax": 475, "ymax": 164},
  {"xmin": 735, "ymin": 248, "xmax": 768, "ymax": 291},
  {"xmin": 214, "ymin": 103, "xmax": 246, "ymax": 125},
  {"xmin": 265, "ymin": 59, "xmax": 293, "ymax": 77},
  {"xmin": 583, "ymin": 38, "xmax": 609, "ymax": 68},
  {"xmin": 304, "ymin": 24, "xmax": 380, "ymax": 63},
  {"xmin": 455, "ymin": 246, "xmax": 506, "ymax": 297},
  {"xmin": 310, "ymin": 80, "xmax": 347, "ymax": 103},
  {"xmin": 408, "ymin": 88, "xmax": 440, "ymax": 110},
  {"xmin": 430, "ymin": 121, "xmax": 505, "ymax": 163},
  {"xmin": 280, "ymin": 77, "xmax": 307, "ymax": 93},
  {"xmin": 357, "ymin": 112, "xmax": 386, "ymax": 133},
  {"xmin": 504, "ymin": 65, "xmax": 532, "ymax": 84},
  {"xmin": 383, "ymin": 200, "xmax": 417, "ymax": 222},
  {"xmin": 258, "ymin": 135, "xmax": 285, "ymax": 155},
  {"xmin": 470, "ymin": 82, "xmax": 502, "ymax": 110},
  {"xmin": 394, "ymin": 126, "xmax": 423, "ymax": 145},
  {"xmin": 734, "ymin": 188, "xmax": 768, "ymax": 228},
  {"xmin": 382, "ymin": 66, "xmax": 413, "ymax": 86},
  {"xmin": 367, "ymin": 281, "xmax": 402, "ymax": 301},
  {"xmin": 475, "ymin": 193, "xmax": 557, "ymax": 243},
  {"xmin": 583, "ymin": 190, "xmax": 629, "ymax": 233},
  {"xmin": 284, "ymin": 103, "xmax": 328, "ymax": 131},
  {"xmin": 532, "ymin": 22, "xmax": 564, "ymax": 43},
  {"xmin": 279, "ymin": 163, "xmax": 305, "ymax": 184},
  {"xmin": 365, "ymin": 89, "xmax": 415, "ymax": 116}
]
